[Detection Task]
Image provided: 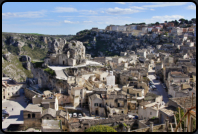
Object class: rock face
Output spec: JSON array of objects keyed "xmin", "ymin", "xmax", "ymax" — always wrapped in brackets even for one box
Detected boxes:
[
  {"xmin": 45, "ymin": 40, "xmax": 86, "ymax": 66},
  {"xmin": 22, "ymin": 61, "xmax": 31, "ymax": 70},
  {"xmin": 20, "ymin": 55, "xmax": 31, "ymax": 62},
  {"xmin": 3, "ymin": 52, "xmax": 11, "ymax": 62}
]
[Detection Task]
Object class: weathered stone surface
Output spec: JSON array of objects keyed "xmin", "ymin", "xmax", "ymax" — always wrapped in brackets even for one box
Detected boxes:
[
  {"xmin": 28, "ymin": 43, "xmax": 35, "ymax": 49},
  {"xmin": 22, "ymin": 61, "xmax": 31, "ymax": 70},
  {"xmin": 14, "ymin": 41, "xmax": 25, "ymax": 47},
  {"xmin": 3, "ymin": 52, "xmax": 11, "ymax": 61},
  {"xmin": 20, "ymin": 55, "xmax": 31, "ymax": 62}
]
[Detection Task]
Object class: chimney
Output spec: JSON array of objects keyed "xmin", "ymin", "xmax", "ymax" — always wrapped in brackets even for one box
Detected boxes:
[{"xmin": 149, "ymin": 121, "xmax": 153, "ymax": 132}]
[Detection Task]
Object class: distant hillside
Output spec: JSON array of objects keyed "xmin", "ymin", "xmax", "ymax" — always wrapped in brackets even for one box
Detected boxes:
[{"xmin": 2, "ymin": 32, "xmax": 74, "ymax": 82}]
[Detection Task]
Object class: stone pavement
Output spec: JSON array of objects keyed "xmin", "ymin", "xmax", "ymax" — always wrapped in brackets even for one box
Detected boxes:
[
  {"xmin": 2, "ymin": 95, "xmax": 27, "ymax": 130},
  {"xmin": 148, "ymin": 69, "xmax": 169, "ymax": 103},
  {"xmin": 48, "ymin": 60, "xmax": 103, "ymax": 71}
]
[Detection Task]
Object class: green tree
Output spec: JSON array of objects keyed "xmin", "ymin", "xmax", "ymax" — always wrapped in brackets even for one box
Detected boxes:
[
  {"xmin": 179, "ymin": 18, "xmax": 185, "ymax": 24},
  {"xmin": 175, "ymin": 107, "xmax": 185, "ymax": 129},
  {"xmin": 184, "ymin": 19, "xmax": 189, "ymax": 24},
  {"xmin": 174, "ymin": 20, "xmax": 179, "ymax": 26},
  {"xmin": 155, "ymin": 22, "xmax": 159, "ymax": 25},
  {"xmin": 84, "ymin": 125, "xmax": 117, "ymax": 132},
  {"xmin": 191, "ymin": 18, "xmax": 196, "ymax": 23}
]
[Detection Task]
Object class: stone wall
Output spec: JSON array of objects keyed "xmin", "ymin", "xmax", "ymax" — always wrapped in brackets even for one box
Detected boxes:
[
  {"xmin": 41, "ymin": 114, "xmax": 56, "ymax": 120},
  {"xmin": 23, "ymin": 111, "xmax": 42, "ymax": 128},
  {"xmin": 24, "ymin": 88, "xmax": 40, "ymax": 100},
  {"xmin": 131, "ymin": 127, "xmax": 150, "ymax": 132}
]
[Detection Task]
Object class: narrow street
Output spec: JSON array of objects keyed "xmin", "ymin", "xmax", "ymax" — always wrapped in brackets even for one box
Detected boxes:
[{"xmin": 148, "ymin": 69, "xmax": 169, "ymax": 103}]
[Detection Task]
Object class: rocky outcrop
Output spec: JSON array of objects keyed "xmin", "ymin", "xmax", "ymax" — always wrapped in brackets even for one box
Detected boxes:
[
  {"xmin": 22, "ymin": 61, "xmax": 31, "ymax": 70},
  {"xmin": 3, "ymin": 52, "xmax": 11, "ymax": 62},
  {"xmin": 20, "ymin": 55, "xmax": 31, "ymax": 62},
  {"xmin": 13, "ymin": 41, "xmax": 25, "ymax": 47}
]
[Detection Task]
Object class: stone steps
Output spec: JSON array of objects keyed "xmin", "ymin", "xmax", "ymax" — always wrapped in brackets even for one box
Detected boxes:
[{"xmin": 55, "ymin": 70, "xmax": 67, "ymax": 80}]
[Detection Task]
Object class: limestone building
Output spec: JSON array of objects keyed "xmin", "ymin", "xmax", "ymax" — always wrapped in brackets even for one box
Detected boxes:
[
  {"xmin": 106, "ymin": 71, "xmax": 115, "ymax": 87},
  {"xmin": 44, "ymin": 40, "xmax": 86, "ymax": 66}
]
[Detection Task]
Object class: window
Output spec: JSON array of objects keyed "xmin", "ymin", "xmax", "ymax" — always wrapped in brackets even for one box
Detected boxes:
[
  {"xmin": 137, "ymin": 93, "xmax": 139, "ymax": 97},
  {"xmin": 94, "ymin": 103, "xmax": 98, "ymax": 106},
  {"xmin": 47, "ymin": 117, "xmax": 49, "ymax": 119},
  {"xmin": 106, "ymin": 103, "xmax": 107, "ymax": 105},
  {"xmin": 121, "ymin": 111, "xmax": 123, "ymax": 114},
  {"xmin": 150, "ymin": 112, "xmax": 152, "ymax": 115},
  {"xmin": 127, "ymin": 89, "xmax": 129, "ymax": 94},
  {"xmin": 12, "ymin": 88, "xmax": 13, "ymax": 90},
  {"xmin": 32, "ymin": 113, "xmax": 35, "ymax": 118},
  {"xmin": 8, "ymin": 93, "xmax": 9, "ymax": 96},
  {"xmin": 140, "ymin": 86, "xmax": 142, "ymax": 88},
  {"xmin": 28, "ymin": 114, "xmax": 31, "ymax": 118}
]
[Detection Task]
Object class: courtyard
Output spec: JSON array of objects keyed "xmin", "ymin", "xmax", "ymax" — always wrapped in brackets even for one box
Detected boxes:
[{"xmin": 2, "ymin": 94, "xmax": 27, "ymax": 130}]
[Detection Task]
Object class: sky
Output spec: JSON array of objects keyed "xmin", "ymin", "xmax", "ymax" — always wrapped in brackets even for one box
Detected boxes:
[{"xmin": 2, "ymin": 2, "xmax": 196, "ymax": 35}]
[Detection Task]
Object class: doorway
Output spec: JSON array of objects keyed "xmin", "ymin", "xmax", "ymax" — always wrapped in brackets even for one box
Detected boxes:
[
  {"xmin": 63, "ymin": 60, "xmax": 65, "ymax": 65},
  {"xmin": 95, "ymin": 110, "xmax": 98, "ymax": 116}
]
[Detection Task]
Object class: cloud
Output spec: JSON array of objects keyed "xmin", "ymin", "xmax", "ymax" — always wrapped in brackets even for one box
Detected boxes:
[
  {"xmin": 2, "ymin": 10, "xmax": 47, "ymax": 18},
  {"xmin": 115, "ymin": 2, "xmax": 126, "ymax": 4},
  {"xmin": 79, "ymin": 10, "xmax": 97, "ymax": 14},
  {"xmin": 143, "ymin": 2, "xmax": 188, "ymax": 8},
  {"xmin": 106, "ymin": 7, "xmax": 141, "ymax": 15},
  {"xmin": 150, "ymin": 9, "xmax": 155, "ymax": 11},
  {"xmin": 83, "ymin": 21, "xmax": 93, "ymax": 23},
  {"xmin": 53, "ymin": 7, "xmax": 77, "ymax": 12},
  {"xmin": 144, "ymin": 15, "xmax": 184, "ymax": 24},
  {"xmin": 186, "ymin": 4, "xmax": 196, "ymax": 10},
  {"xmin": 64, "ymin": 20, "xmax": 79, "ymax": 24},
  {"xmin": 130, "ymin": 6, "xmax": 147, "ymax": 10},
  {"xmin": 28, "ymin": 21, "xmax": 62, "ymax": 26}
]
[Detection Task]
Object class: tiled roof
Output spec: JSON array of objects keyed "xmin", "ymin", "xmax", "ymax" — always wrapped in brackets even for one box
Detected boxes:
[
  {"xmin": 169, "ymin": 96, "xmax": 196, "ymax": 110},
  {"xmin": 159, "ymin": 106, "xmax": 177, "ymax": 116}
]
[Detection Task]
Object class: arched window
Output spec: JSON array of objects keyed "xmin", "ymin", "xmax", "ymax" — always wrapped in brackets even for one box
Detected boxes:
[
  {"xmin": 32, "ymin": 113, "xmax": 35, "ymax": 118},
  {"xmin": 28, "ymin": 114, "xmax": 31, "ymax": 118}
]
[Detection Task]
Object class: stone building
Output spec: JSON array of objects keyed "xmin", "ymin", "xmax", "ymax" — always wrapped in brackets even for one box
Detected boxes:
[
  {"xmin": 41, "ymin": 119, "xmax": 62, "ymax": 132},
  {"xmin": 88, "ymin": 94, "xmax": 106, "ymax": 117},
  {"xmin": 44, "ymin": 40, "xmax": 86, "ymax": 66},
  {"xmin": 2, "ymin": 77, "xmax": 25, "ymax": 100},
  {"xmin": 41, "ymin": 108, "xmax": 57, "ymax": 120},
  {"xmin": 106, "ymin": 71, "xmax": 115, "ymax": 87},
  {"xmin": 23, "ymin": 104, "xmax": 43, "ymax": 128}
]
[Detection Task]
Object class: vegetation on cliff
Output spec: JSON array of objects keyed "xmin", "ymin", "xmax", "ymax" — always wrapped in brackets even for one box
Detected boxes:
[{"xmin": 84, "ymin": 125, "xmax": 117, "ymax": 132}]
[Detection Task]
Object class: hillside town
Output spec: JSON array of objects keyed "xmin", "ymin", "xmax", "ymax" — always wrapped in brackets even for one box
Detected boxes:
[{"xmin": 2, "ymin": 20, "xmax": 196, "ymax": 132}]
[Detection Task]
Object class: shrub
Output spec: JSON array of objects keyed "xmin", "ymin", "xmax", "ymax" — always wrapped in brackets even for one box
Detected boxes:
[
  {"xmin": 84, "ymin": 125, "xmax": 117, "ymax": 132},
  {"xmin": 31, "ymin": 61, "xmax": 44, "ymax": 68},
  {"xmin": 151, "ymin": 116, "xmax": 157, "ymax": 119},
  {"xmin": 44, "ymin": 67, "xmax": 56, "ymax": 76}
]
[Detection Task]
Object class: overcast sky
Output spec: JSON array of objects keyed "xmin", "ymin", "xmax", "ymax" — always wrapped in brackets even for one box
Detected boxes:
[{"xmin": 2, "ymin": 2, "xmax": 196, "ymax": 35}]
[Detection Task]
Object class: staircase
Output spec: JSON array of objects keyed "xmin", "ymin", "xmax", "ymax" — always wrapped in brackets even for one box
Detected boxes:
[{"xmin": 55, "ymin": 70, "xmax": 67, "ymax": 80}]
